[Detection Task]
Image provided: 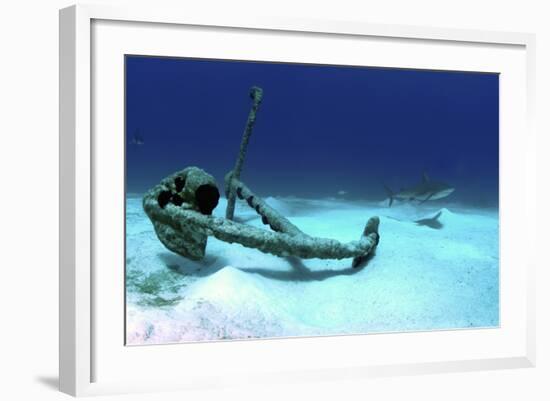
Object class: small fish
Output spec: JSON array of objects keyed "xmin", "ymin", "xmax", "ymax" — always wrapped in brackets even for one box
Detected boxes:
[
  {"xmin": 129, "ymin": 129, "xmax": 145, "ymax": 146},
  {"xmin": 384, "ymin": 172, "xmax": 454, "ymax": 207},
  {"xmin": 337, "ymin": 190, "xmax": 348, "ymax": 196}
]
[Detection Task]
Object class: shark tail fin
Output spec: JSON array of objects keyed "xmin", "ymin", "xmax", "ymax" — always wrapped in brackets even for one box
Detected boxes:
[{"xmin": 383, "ymin": 184, "xmax": 394, "ymax": 207}]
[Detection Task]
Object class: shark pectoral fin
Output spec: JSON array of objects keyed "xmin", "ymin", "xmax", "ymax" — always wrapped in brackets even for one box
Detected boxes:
[{"xmin": 419, "ymin": 193, "xmax": 434, "ymax": 204}]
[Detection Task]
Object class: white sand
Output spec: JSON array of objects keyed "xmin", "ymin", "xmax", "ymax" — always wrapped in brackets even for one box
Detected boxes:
[{"xmin": 125, "ymin": 196, "xmax": 499, "ymax": 345}]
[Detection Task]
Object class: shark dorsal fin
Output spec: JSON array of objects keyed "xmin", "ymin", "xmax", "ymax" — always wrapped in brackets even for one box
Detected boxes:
[{"xmin": 422, "ymin": 172, "xmax": 430, "ymax": 182}]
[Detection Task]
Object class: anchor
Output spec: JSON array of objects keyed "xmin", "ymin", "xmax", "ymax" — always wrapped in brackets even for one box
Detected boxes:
[{"xmin": 143, "ymin": 87, "xmax": 380, "ymax": 268}]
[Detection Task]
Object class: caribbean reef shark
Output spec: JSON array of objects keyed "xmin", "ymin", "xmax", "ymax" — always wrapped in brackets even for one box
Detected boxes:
[{"xmin": 384, "ymin": 173, "xmax": 455, "ymax": 207}]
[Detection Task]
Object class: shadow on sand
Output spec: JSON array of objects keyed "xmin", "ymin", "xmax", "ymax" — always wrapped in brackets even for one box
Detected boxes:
[
  {"xmin": 414, "ymin": 211, "xmax": 443, "ymax": 229},
  {"xmin": 159, "ymin": 249, "xmax": 375, "ymax": 283},
  {"xmin": 158, "ymin": 252, "xmax": 231, "ymax": 278},
  {"xmin": 240, "ymin": 256, "xmax": 372, "ymax": 282}
]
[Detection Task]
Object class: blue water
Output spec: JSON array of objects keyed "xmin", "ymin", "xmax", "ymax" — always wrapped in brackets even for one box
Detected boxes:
[
  {"xmin": 126, "ymin": 56, "xmax": 498, "ymax": 205},
  {"xmin": 124, "ymin": 56, "xmax": 499, "ymax": 344}
]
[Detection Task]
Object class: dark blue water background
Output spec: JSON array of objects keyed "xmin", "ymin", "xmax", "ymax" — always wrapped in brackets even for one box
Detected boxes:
[{"xmin": 126, "ymin": 56, "xmax": 498, "ymax": 206}]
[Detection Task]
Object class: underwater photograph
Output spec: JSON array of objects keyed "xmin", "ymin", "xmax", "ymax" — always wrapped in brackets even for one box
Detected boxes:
[{"xmin": 125, "ymin": 55, "xmax": 499, "ymax": 345}]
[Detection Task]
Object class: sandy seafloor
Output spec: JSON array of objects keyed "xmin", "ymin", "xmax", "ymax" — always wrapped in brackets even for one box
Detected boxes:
[{"xmin": 125, "ymin": 195, "xmax": 499, "ymax": 345}]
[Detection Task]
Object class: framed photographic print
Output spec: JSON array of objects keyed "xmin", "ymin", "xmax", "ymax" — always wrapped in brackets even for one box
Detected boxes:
[{"xmin": 59, "ymin": 4, "xmax": 536, "ymax": 396}]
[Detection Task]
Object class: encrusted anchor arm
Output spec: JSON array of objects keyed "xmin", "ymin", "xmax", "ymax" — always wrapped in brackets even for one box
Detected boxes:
[
  {"xmin": 144, "ymin": 192, "xmax": 379, "ymax": 260},
  {"xmin": 352, "ymin": 217, "xmax": 380, "ymax": 268},
  {"xmin": 225, "ymin": 174, "xmax": 304, "ymax": 237}
]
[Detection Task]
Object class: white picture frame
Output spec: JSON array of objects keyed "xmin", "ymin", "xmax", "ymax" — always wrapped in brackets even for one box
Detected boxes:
[{"xmin": 59, "ymin": 3, "xmax": 536, "ymax": 397}]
